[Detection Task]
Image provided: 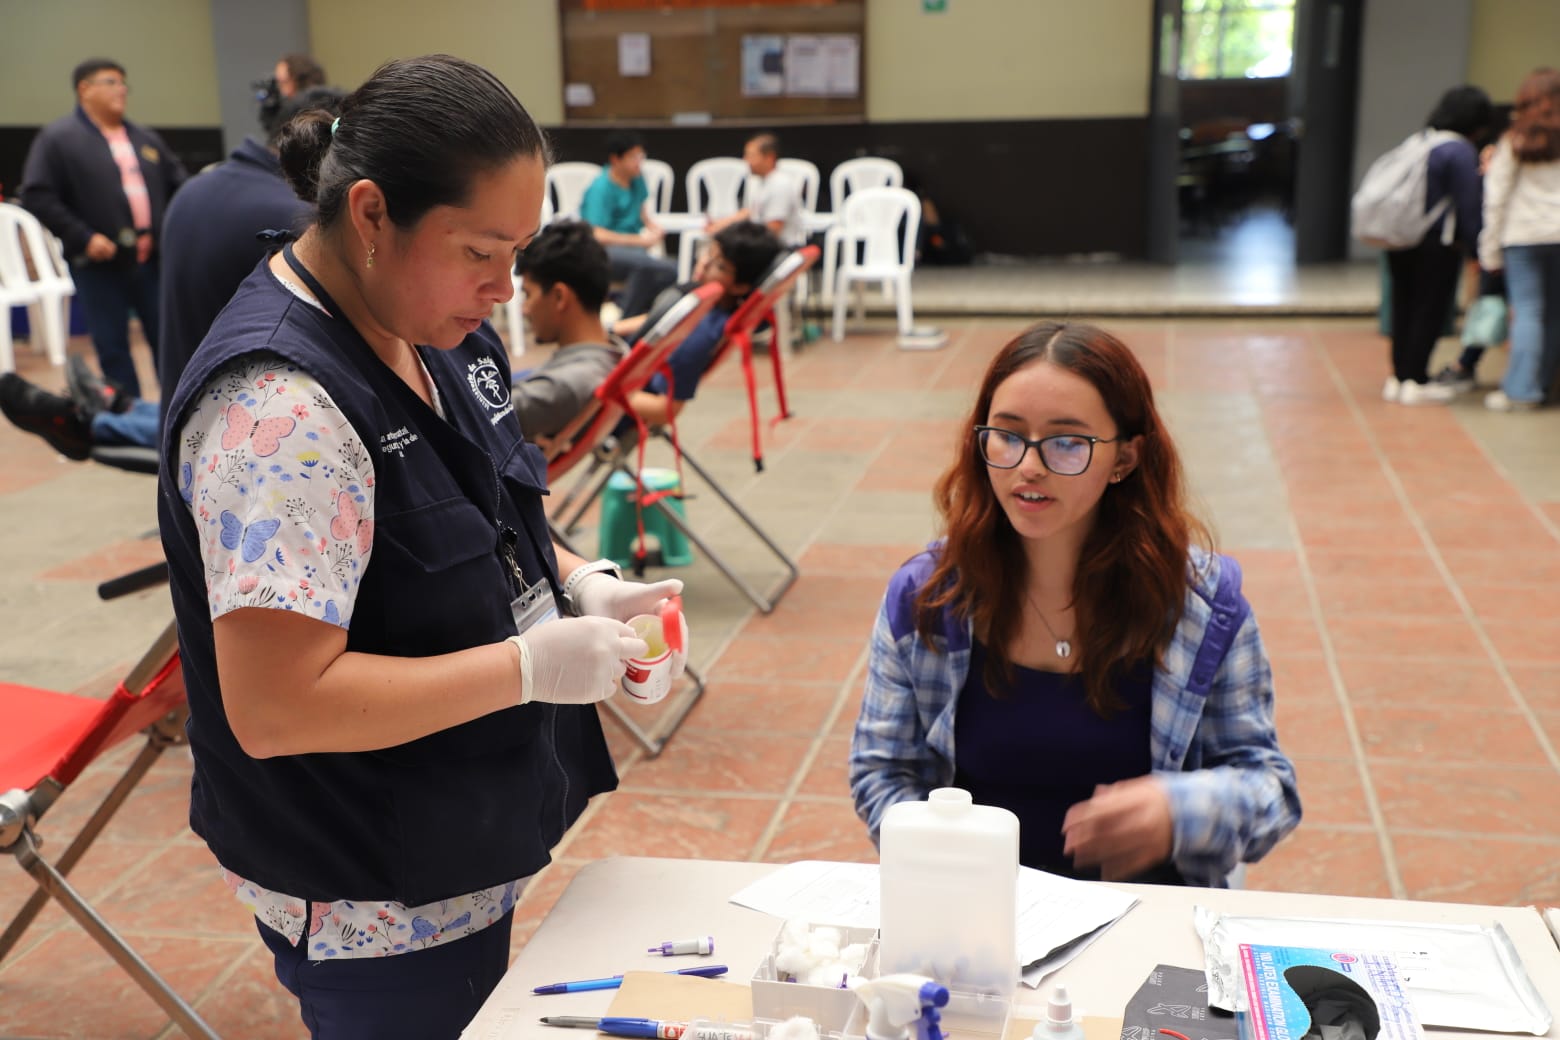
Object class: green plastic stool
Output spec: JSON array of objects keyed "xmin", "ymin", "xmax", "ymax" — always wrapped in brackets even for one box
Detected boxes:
[{"xmin": 598, "ymin": 467, "xmax": 694, "ymax": 570}]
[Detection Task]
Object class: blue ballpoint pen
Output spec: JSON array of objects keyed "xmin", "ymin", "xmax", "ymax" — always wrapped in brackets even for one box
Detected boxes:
[
  {"xmin": 532, "ymin": 963, "xmax": 728, "ymax": 995},
  {"xmin": 598, "ymin": 1018, "xmax": 687, "ymax": 1039}
]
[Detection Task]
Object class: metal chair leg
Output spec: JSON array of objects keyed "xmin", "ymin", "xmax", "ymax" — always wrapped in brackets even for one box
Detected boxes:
[
  {"xmin": 0, "ymin": 733, "xmax": 170, "ymax": 962},
  {"xmin": 601, "ymin": 662, "xmax": 707, "ymax": 757},
  {"xmin": 15, "ymin": 830, "xmax": 222, "ymax": 1039},
  {"xmin": 554, "ymin": 452, "xmax": 619, "ymax": 536},
  {"xmin": 646, "ymin": 439, "xmax": 799, "ymax": 614}
]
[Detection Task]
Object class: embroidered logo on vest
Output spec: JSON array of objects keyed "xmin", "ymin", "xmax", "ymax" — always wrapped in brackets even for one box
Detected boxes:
[{"xmin": 468, "ymin": 357, "xmax": 515, "ymax": 425}]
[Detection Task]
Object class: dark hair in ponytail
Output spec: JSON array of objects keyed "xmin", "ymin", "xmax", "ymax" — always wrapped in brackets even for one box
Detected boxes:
[{"xmin": 275, "ymin": 54, "xmax": 548, "ymax": 231}]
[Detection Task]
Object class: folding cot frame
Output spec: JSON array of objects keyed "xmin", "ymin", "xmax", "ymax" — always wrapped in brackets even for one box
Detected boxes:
[
  {"xmin": 551, "ymin": 246, "xmax": 820, "ymax": 622},
  {"xmin": 0, "ymin": 620, "xmax": 222, "ymax": 1039},
  {"xmin": 542, "ymin": 282, "xmax": 725, "ymax": 756}
]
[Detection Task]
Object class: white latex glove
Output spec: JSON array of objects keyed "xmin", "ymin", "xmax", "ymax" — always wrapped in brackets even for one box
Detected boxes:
[
  {"xmin": 572, "ymin": 573, "xmax": 683, "ymax": 623},
  {"xmin": 573, "ymin": 573, "xmax": 689, "ymax": 682},
  {"xmin": 509, "ymin": 616, "xmax": 647, "ymax": 705}
]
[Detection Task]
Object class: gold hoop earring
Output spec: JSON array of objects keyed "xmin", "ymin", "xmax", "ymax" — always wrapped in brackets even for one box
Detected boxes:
[{"xmin": 366, "ymin": 243, "xmax": 376, "ymax": 269}]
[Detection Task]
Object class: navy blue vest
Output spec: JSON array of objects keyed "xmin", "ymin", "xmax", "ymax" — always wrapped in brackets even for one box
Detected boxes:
[{"xmin": 157, "ymin": 255, "xmax": 617, "ymax": 905}]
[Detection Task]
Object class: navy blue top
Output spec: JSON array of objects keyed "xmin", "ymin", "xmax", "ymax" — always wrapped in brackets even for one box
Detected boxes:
[
  {"xmin": 1426, "ymin": 136, "xmax": 1483, "ymax": 252},
  {"xmin": 645, "ymin": 306, "xmax": 730, "ymax": 401},
  {"xmin": 156, "ymin": 138, "xmax": 312, "ymax": 400},
  {"xmin": 953, "ymin": 642, "xmax": 1181, "ymax": 882}
]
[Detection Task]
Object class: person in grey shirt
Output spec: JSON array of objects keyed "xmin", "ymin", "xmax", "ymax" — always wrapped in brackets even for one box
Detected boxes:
[{"xmin": 512, "ymin": 220, "xmax": 627, "ymax": 442}]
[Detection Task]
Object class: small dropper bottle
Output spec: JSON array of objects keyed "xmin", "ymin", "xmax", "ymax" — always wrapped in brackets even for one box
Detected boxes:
[{"xmin": 1032, "ymin": 985, "xmax": 1086, "ymax": 1040}]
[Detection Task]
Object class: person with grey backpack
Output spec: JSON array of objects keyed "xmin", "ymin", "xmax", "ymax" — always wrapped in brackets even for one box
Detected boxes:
[{"xmin": 1354, "ymin": 86, "xmax": 1492, "ymax": 405}]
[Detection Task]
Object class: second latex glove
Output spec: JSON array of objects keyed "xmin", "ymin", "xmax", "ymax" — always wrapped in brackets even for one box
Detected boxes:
[
  {"xmin": 571, "ymin": 573, "xmax": 684, "ymax": 623},
  {"xmin": 510, "ymin": 616, "xmax": 648, "ymax": 705}
]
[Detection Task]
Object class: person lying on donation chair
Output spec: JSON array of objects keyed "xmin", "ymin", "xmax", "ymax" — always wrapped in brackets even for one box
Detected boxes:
[
  {"xmin": 617, "ymin": 220, "xmax": 783, "ymax": 428},
  {"xmin": 850, "ymin": 321, "xmax": 1301, "ymax": 887}
]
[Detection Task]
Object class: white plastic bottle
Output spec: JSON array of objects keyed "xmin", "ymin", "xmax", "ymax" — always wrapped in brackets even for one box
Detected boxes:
[
  {"xmin": 878, "ymin": 787, "xmax": 1020, "ymax": 1001},
  {"xmin": 1032, "ymin": 985, "xmax": 1085, "ymax": 1040}
]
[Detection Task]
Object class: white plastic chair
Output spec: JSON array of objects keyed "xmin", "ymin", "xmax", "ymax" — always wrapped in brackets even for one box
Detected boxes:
[
  {"xmin": 501, "ymin": 192, "xmax": 556, "ymax": 359},
  {"xmin": 0, "ymin": 203, "xmax": 74, "ymax": 373},
  {"xmin": 822, "ymin": 158, "xmax": 904, "ymax": 296},
  {"xmin": 641, "ymin": 159, "xmax": 675, "ymax": 217},
  {"xmin": 545, "ymin": 162, "xmax": 601, "ymax": 224},
  {"xmin": 777, "ymin": 158, "xmax": 821, "ymax": 225},
  {"xmin": 639, "ymin": 159, "xmax": 675, "ymax": 260},
  {"xmin": 677, "ymin": 158, "xmax": 750, "ymax": 282},
  {"xmin": 831, "ymin": 187, "xmax": 920, "ymax": 342}
]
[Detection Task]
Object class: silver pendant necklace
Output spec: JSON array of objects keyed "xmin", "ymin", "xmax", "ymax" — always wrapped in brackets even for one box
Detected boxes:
[{"xmin": 1027, "ymin": 593, "xmax": 1072, "ymax": 659}]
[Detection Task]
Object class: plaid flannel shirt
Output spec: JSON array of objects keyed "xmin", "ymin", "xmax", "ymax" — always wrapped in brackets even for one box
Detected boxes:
[{"xmin": 848, "ymin": 545, "xmax": 1301, "ymax": 887}]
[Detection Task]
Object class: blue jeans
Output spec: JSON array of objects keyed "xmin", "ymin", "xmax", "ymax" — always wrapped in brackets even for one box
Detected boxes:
[
  {"xmin": 259, "ymin": 911, "xmax": 514, "ymax": 1040},
  {"xmin": 73, "ymin": 259, "xmax": 160, "ymax": 399},
  {"xmin": 1500, "ymin": 243, "xmax": 1560, "ymax": 403},
  {"xmin": 605, "ymin": 245, "xmax": 677, "ymax": 319},
  {"xmin": 90, "ymin": 399, "xmax": 159, "ymax": 448}
]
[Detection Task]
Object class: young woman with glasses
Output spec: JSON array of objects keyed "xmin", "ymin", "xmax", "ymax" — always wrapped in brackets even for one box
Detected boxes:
[{"xmin": 849, "ymin": 321, "xmax": 1300, "ymax": 886}]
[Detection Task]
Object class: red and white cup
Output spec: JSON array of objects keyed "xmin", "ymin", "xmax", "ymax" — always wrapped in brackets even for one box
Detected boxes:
[{"xmin": 621, "ymin": 605, "xmax": 686, "ymax": 703}]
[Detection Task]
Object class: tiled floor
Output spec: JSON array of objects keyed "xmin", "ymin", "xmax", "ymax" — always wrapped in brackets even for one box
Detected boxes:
[{"xmin": 2, "ymin": 311, "xmax": 1559, "ymax": 1039}]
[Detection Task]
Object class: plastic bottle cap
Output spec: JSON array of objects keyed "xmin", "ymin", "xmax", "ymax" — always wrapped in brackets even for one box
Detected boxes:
[
  {"xmin": 1047, "ymin": 984, "xmax": 1074, "ymax": 1026},
  {"xmin": 928, "ymin": 788, "xmax": 972, "ymax": 814}
]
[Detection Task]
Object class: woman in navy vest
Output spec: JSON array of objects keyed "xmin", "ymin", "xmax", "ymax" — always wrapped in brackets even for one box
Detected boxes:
[
  {"xmin": 849, "ymin": 322, "xmax": 1300, "ymax": 886},
  {"xmin": 157, "ymin": 55, "xmax": 684, "ymax": 1039}
]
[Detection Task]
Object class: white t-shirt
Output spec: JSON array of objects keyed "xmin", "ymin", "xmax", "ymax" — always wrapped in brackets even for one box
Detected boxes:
[{"xmin": 749, "ymin": 169, "xmax": 805, "ymax": 245}]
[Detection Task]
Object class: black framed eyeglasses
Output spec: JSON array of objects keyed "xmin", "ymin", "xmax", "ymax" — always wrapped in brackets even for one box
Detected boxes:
[{"xmin": 974, "ymin": 425, "xmax": 1121, "ymax": 475}]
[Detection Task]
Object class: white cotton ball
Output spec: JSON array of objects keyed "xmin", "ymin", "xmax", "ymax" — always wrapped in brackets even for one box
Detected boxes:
[
  {"xmin": 770, "ymin": 1017, "xmax": 821, "ymax": 1040},
  {"xmin": 811, "ymin": 926, "xmax": 842, "ymax": 949},
  {"xmin": 774, "ymin": 945, "xmax": 811, "ymax": 979},
  {"xmin": 839, "ymin": 943, "xmax": 869, "ymax": 972}
]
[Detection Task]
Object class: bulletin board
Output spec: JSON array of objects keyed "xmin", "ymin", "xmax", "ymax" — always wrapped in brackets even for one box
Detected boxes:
[{"xmin": 559, "ymin": 0, "xmax": 866, "ymax": 123}]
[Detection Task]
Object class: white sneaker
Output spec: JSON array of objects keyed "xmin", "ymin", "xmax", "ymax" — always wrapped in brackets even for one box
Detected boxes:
[
  {"xmin": 1485, "ymin": 390, "xmax": 1541, "ymax": 412},
  {"xmin": 1396, "ymin": 380, "xmax": 1456, "ymax": 405},
  {"xmin": 1381, "ymin": 377, "xmax": 1400, "ymax": 402}
]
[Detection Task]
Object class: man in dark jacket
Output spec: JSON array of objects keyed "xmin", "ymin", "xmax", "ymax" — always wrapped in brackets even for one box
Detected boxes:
[{"xmin": 20, "ymin": 58, "xmax": 188, "ymax": 398}]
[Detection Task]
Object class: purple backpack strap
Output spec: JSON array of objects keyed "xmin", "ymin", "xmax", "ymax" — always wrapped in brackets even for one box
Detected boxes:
[{"xmin": 1187, "ymin": 554, "xmax": 1249, "ymax": 698}]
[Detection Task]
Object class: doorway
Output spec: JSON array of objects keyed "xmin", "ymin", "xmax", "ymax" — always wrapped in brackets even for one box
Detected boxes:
[{"xmin": 1146, "ymin": 0, "xmax": 1363, "ymax": 267}]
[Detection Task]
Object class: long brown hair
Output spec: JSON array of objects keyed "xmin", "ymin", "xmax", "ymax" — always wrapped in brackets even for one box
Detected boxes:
[
  {"xmin": 1510, "ymin": 68, "xmax": 1560, "ymax": 163},
  {"xmin": 915, "ymin": 321, "xmax": 1211, "ymax": 715}
]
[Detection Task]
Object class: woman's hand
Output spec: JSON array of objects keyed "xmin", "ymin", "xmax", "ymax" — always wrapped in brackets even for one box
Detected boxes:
[
  {"xmin": 1061, "ymin": 776, "xmax": 1173, "ymax": 880},
  {"xmin": 573, "ymin": 574, "xmax": 683, "ymax": 624}
]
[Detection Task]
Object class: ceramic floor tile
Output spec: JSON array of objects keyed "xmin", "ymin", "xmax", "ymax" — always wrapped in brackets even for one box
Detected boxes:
[
  {"xmin": 1324, "ymin": 616, "xmax": 1481, "ymax": 659},
  {"xmin": 1483, "ymin": 619, "xmax": 1560, "ymax": 664},
  {"xmin": 1273, "ymin": 695, "xmax": 1354, "ymax": 761},
  {"xmin": 796, "ymin": 542, "xmax": 924, "ymax": 576},
  {"xmin": 0, "ymin": 928, "xmax": 245, "ymax": 1039},
  {"xmin": 1309, "ymin": 574, "xmax": 1462, "ymax": 617},
  {"xmin": 679, "ymin": 679, "xmax": 841, "ymax": 736},
  {"xmin": 796, "ymin": 738, "xmax": 853, "ymax": 799},
  {"xmin": 1268, "ymin": 654, "xmax": 1334, "ymax": 700},
  {"xmin": 565, "ymin": 793, "xmax": 777, "ymax": 862},
  {"xmin": 712, "ymin": 635, "xmax": 864, "ymax": 684},
  {"xmin": 618, "ymin": 731, "xmax": 814, "ymax": 795},
  {"xmin": 1331, "ymin": 654, "xmax": 1512, "ymax": 708},
  {"xmin": 1392, "ymin": 834, "xmax": 1560, "ymax": 905},
  {"xmin": 1287, "ymin": 757, "xmax": 1375, "ymax": 828},
  {"xmin": 1352, "ymin": 705, "xmax": 1549, "ymax": 765},
  {"xmin": 759, "ymin": 801, "xmax": 878, "ymax": 864},
  {"xmin": 1243, "ymin": 827, "xmax": 1392, "ymax": 898},
  {"xmin": 1506, "ymin": 664, "xmax": 1560, "ymax": 712},
  {"xmin": 1457, "ymin": 581, "xmax": 1560, "ymax": 622},
  {"xmin": 1369, "ymin": 761, "xmax": 1560, "ymax": 837}
]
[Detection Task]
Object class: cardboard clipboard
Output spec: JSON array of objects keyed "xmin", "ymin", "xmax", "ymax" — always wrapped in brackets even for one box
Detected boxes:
[{"xmin": 605, "ymin": 971, "xmax": 755, "ymax": 1023}]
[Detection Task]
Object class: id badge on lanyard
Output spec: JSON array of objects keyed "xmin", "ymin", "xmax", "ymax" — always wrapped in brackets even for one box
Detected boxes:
[{"xmin": 502, "ymin": 524, "xmax": 558, "ymax": 635}]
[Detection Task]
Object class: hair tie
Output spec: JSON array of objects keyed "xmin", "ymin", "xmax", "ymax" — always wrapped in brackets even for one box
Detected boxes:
[{"xmin": 330, "ymin": 116, "xmax": 340, "ymax": 137}]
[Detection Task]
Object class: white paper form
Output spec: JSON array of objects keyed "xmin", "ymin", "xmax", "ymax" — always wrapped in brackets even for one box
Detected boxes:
[{"xmin": 728, "ymin": 861, "xmax": 1138, "ymax": 987}]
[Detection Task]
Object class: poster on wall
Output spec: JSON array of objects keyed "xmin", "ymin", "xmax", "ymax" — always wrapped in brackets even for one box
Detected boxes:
[
  {"xmin": 618, "ymin": 32, "xmax": 651, "ymax": 77},
  {"xmin": 784, "ymin": 34, "xmax": 859, "ymax": 97},
  {"xmin": 741, "ymin": 34, "xmax": 785, "ymax": 96}
]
